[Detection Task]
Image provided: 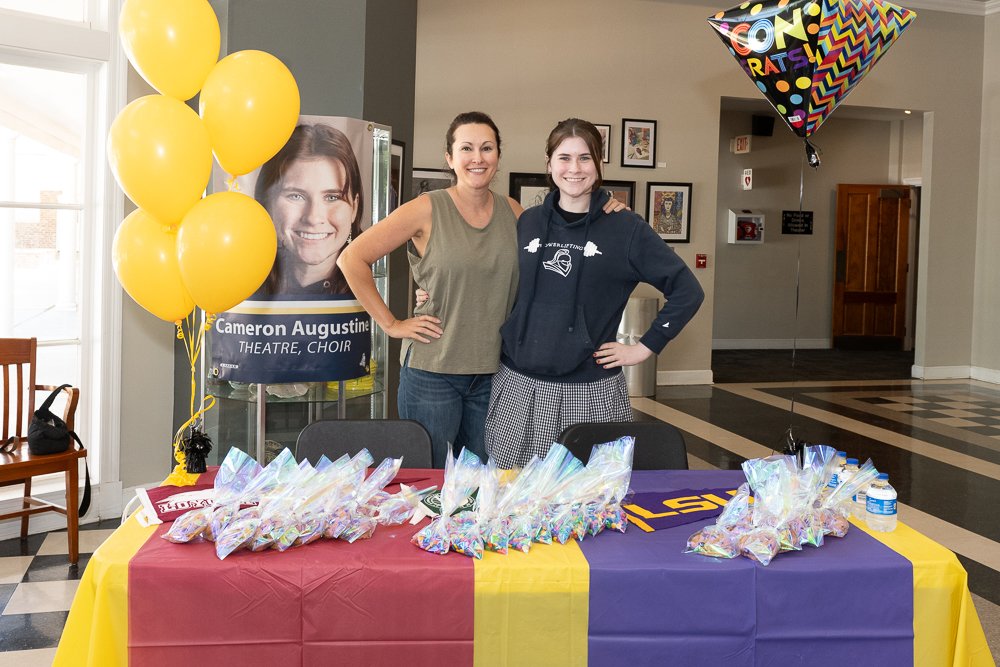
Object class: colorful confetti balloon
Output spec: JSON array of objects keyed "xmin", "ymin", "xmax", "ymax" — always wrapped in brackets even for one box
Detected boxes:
[{"xmin": 708, "ymin": 0, "xmax": 916, "ymax": 139}]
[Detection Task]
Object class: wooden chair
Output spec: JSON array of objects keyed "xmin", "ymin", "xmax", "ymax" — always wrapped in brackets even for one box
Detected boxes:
[
  {"xmin": 295, "ymin": 419, "xmax": 433, "ymax": 468},
  {"xmin": 557, "ymin": 420, "xmax": 689, "ymax": 470},
  {"xmin": 0, "ymin": 337, "xmax": 87, "ymax": 564}
]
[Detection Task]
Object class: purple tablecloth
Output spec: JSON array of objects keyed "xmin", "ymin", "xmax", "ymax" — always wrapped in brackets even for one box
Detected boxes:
[{"xmin": 579, "ymin": 470, "xmax": 913, "ymax": 666}]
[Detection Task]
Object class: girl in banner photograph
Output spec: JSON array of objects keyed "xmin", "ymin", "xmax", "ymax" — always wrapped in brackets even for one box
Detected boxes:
[
  {"xmin": 485, "ymin": 118, "xmax": 704, "ymax": 469},
  {"xmin": 255, "ymin": 123, "xmax": 365, "ymax": 296}
]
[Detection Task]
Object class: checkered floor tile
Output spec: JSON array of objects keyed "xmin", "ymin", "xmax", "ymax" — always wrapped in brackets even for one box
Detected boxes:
[
  {"xmin": 858, "ymin": 394, "xmax": 1000, "ymax": 437},
  {"xmin": 0, "ymin": 521, "xmax": 118, "ymax": 657}
]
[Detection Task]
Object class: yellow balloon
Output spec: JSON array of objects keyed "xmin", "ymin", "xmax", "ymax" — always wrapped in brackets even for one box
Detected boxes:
[
  {"xmin": 199, "ymin": 50, "xmax": 301, "ymax": 176},
  {"xmin": 176, "ymin": 192, "xmax": 278, "ymax": 313},
  {"xmin": 112, "ymin": 209, "xmax": 195, "ymax": 322},
  {"xmin": 119, "ymin": 0, "xmax": 220, "ymax": 101},
  {"xmin": 108, "ymin": 95, "xmax": 213, "ymax": 226}
]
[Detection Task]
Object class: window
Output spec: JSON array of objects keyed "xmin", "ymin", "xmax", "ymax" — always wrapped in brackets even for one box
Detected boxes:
[
  {"xmin": 1, "ymin": 4, "xmax": 122, "ymax": 494},
  {"xmin": 0, "ymin": 62, "xmax": 86, "ymax": 384},
  {"xmin": 0, "ymin": 1, "xmax": 88, "ymax": 23}
]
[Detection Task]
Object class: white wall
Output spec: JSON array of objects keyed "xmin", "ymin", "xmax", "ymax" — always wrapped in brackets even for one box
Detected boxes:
[
  {"xmin": 414, "ymin": 0, "xmax": 994, "ymax": 380},
  {"xmin": 713, "ymin": 111, "xmax": 914, "ymax": 348},
  {"xmin": 974, "ymin": 13, "xmax": 1000, "ymax": 383},
  {"xmin": 118, "ymin": 66, "xmax": 177, "ymax": 488}
]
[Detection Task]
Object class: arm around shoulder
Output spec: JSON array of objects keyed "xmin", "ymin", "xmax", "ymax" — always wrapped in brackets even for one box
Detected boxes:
[{"xmin": 507, "ymin": 196, "xmax": 524, "ymax": 219}]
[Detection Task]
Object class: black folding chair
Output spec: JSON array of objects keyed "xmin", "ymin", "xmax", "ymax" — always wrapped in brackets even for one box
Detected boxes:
[
  {"xmin": 557, "ymin": 421, "xmax": 689, "ymax": 470},
  {"xmin": 295, "ymin": 419, "xmax": 433, "ymax": 468}
]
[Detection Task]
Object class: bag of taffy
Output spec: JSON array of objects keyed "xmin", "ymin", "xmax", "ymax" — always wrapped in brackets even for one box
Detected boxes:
[
  {"xmin": 162, "ymin": 447, "xmax": 261, "ymax": 544},
  {"xmin": 817, "ymin": 457, "xmax": 880, "ymax": 537},
  {"xmin": 684, "ymin": 483, "xmax": 751, "ymax": 559},
  {"xmin": 338, "ymin": 456, "xmax": 402, "ymax": 543},
  {"xmin": 412, "ymin": 448, "xmax": 482, "ymax": 555},
  {"xmin": 322, "ymin": 449, "xmax": 375, "ymax": 539},
  {"xmin": 586, "ymin": 436, "xmax": 635, "ymax": 534}
]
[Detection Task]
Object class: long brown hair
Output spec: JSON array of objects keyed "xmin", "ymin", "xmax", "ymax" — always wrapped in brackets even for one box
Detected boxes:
[{"xmin": 255, "ymin": 123, "xmax": 364, "ymax": 295}]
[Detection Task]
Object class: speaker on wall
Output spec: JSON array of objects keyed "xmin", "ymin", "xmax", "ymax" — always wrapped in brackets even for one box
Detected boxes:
[{"xmin": 751, "ymin": 114, "xmax": 775, "ymax": 137}]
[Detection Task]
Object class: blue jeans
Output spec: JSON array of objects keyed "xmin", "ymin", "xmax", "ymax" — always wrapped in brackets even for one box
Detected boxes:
[{"xmin": 398, "ymin": 351, "xmax": 492, "ymax": 468}]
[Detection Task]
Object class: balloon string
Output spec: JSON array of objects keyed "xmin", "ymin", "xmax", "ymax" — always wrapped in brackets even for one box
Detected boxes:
[
  {"xmin": 788, "ymin": 151, "xmax": 805, "ymax": 437},
  {"xmin": 170, "ymin": 311, "xmax": 217, "ymax": 485}
]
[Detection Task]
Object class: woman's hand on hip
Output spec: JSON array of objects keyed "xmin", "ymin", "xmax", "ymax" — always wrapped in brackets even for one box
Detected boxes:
[
  {"xmin": 387, "ymin": 315, "xmax": 443, "ymax": 343},
  {"xmin": 593, "ymin": 341, "xmax": 653, "ymax": 368}
]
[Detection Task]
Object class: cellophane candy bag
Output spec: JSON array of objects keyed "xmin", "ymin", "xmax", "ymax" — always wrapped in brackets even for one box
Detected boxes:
[
  {"xmin": 194, "ymin": 447, "xmax": 262, "ymax": 543},
  {"xmin": 794, "ymin": 445, "xmax": 839, "ymax": 547},
  {"xmin": 494, "ymin": 457, "xmax": 542, "ymax": 553},
  {"xmin": 685, "ymin": 525, "xmax": 738, "ymax": 558},
  {"xmin": 525, "ymin": 445, "xmax": 580, "ymax": 544},
  {"xmin": 412, "ymin": 448, "xmax": 482, "ymax": 555},
  {"xmin": 737, "ymin": 457, "xmax": 792, "ymax": 565},
  {"xmin": 215, "ymin": 506, "xmax": 261, "ymax": 560},
  {"xmin": 588, "ymin": 436, "xmax": 635, "ymax": 534},
  {"xmin": 340, "ymin": 457, "xmax": 402, "ymax": 543},
  {"xmin": 685, "ymin": 483, "xmax": 751, "ymax": 559},
  {"xmin": 819, "ymin": 458, "xmax": 879, "ymax": 537},
  {"xmin": 322, "ymin": 450, "xmax": 373, "ymax": 539},
  {"xmin": 449, "ymin": 511, "xmax": 483, "ymax": 559},
  {"xmin": 163, "ymin": 507, "xmax": 213, "ymax": 543},
  {"xmin": 375, "ymin": 484, "xmax": 434, "ymax": 526},
  {"xmin": 474, "ymin": 462, "xmax": 504, "ymax": 554}
]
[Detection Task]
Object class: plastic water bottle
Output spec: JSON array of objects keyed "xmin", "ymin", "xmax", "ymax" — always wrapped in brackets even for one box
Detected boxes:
[
  {"xmin": 865, "ymin": 473, "xmax": 897, "ymax": 532},
  {"xmin": 840, "ymin": 457, "xmax": 859, "ymax": 490},
  {"xmin": 828, "ymin": 450, "xmax": 847, "ymax": 488},
  {"xmin": 854, "ymin": 483, "xmax": 868, "ymax": 520}
]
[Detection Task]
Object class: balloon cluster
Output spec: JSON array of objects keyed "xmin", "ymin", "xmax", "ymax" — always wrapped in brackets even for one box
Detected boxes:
[{"xmin": 109, "ymin": 0, "xmax": 300, "ymax": 321}]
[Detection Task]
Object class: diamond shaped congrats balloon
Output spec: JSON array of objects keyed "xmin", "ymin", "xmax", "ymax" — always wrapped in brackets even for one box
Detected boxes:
[{"xmin": 708, "ymin": 0, "xmax": 916, "ymax": 138}]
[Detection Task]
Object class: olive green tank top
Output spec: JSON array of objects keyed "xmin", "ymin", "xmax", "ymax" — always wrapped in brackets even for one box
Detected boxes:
[{"xmin": 402, "ymin": 188, "xmax": 519, "ymax": 374}]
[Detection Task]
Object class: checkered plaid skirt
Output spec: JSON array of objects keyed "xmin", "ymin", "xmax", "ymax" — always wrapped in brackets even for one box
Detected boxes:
[{"xmin": 485, "ymin": 363, "xmax": 633, "ymax": 469}]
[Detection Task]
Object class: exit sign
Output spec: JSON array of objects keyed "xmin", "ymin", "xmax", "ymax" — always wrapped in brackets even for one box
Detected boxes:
[{"xmin": 732, "ymin": 135, "xmax": 752, "ymax": 154}]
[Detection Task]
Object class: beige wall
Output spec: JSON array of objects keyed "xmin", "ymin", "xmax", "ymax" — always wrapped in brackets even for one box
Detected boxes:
[
  {"xmin": 414, "ymin": 0, "xmax": 994, "ymax": 379},
  {"xmin": 713, "ymin": 111, "xmax": 914, "ymax": 347},
  {"xmin": 119, "ymin": 66, "xmax": 177, "ymax": 488},
  {"xmin": 974, "ymin": 13, "xmax": 1000, "ymax": 381}
]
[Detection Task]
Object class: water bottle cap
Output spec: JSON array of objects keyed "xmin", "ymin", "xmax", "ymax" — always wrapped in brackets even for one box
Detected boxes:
[
  {"xmin": 837, "ymin": 451, "xmax": 847, "ymax": 457},
  {"xmin": 846, "ymin": 458, "xmax": 858, "ymax": 465},
  {"xmin": 877, "ymin": 472, "xmax": 889, "ymax": 480}
]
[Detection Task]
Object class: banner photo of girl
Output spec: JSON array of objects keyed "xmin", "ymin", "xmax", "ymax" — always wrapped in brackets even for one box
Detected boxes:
[{"xmin": 209, "ymin": 115, "xmax": 377, "ymax": 385}]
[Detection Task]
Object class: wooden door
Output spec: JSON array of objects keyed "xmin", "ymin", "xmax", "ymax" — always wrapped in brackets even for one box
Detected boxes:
[{"xmin": 832, "ymin": 184, "xmax": 911, "ymax": 350}]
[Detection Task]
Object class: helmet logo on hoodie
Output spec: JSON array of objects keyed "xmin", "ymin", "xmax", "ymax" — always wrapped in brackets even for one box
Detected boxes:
[{"xmin": 542, "ymin": 248, "xmax": 573, "ymax": 277}]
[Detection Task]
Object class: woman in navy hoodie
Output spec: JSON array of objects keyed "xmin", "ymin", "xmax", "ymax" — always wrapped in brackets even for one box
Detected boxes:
[{"xmin": 485, "ymin": 118, "xmax": 704, "ymax": 469}]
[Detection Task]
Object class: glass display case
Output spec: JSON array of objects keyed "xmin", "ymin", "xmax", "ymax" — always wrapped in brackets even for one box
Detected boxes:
[{"xmin": 202, "ymin": 120, "xmax": 392, "ymax": 465}]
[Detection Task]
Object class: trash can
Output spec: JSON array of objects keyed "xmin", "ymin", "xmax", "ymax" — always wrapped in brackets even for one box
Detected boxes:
[{"xmin": 618, "ymin": 296, "xmax": 658, "ymax": 397}]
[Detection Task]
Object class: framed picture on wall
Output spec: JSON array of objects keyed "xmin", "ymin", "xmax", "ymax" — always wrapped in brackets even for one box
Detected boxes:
[
  {"xmin": 646, "ymin": 182, "xmax": 692, "ymax": 243},
  {"xmin": 390, "ymin": 140, "xmax": 405, "ymax": 212},
  {"xmin": 411, "ymin": 168, "xmax": 452, "ymax": 199},
  {"xmin": 509, "ymin": 172, "xmax": 551, "ymax": 208},
  {"xmin": 593, "ymin": 123, "xmax": 611, "ymax": 163},
  {"xmin": 621, "ymin": 118, "xmax": 657, "ymax": 168},
  {"xmin": 602, "ymin": 179, "xmax": 635, "ymax": 209}
]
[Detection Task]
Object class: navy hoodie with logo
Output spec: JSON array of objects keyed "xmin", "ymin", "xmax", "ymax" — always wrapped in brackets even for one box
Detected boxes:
[{"xmin": 499, "ymin": 188, "xmax": 704, "ymax": 383}]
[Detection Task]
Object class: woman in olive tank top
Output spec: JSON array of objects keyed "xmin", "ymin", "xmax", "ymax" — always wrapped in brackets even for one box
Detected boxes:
[{"xmin": 339, "ymin": 112, "xmax": 521, "ymax": 466}]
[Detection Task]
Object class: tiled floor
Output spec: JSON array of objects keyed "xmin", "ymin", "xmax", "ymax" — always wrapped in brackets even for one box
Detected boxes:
[
  {"xmin": 0, "ymin": 349, "xmax": 997, "ymax": 665},
  {"xmin": 0, "ymin": 522, "xmax": 117, "ymax": 665}
]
